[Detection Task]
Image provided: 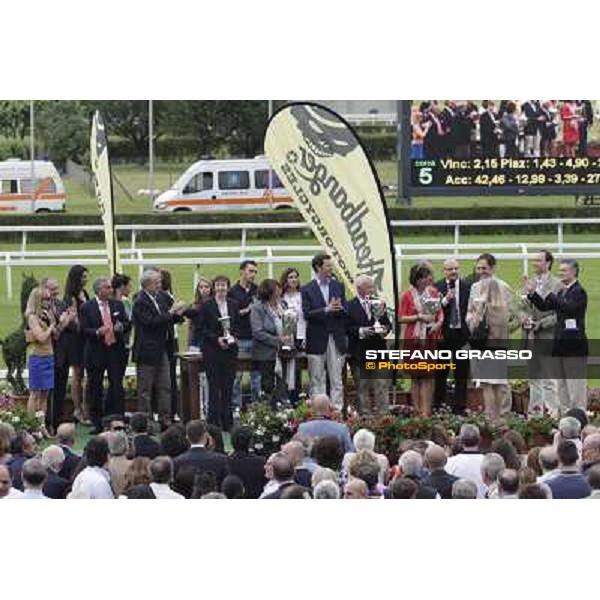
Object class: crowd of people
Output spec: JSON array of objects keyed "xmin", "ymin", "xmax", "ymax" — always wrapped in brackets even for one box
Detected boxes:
[
  {"xmin": 411, "ymin": 100, "xmax": 595, "ymax": 159},
  {"xmin": 16, "ymin": 249, "xmax": 590, "ymax": 435},
  {"xmin": 1, "ymin": 396, "xmax": 599, "ymax": 499}
]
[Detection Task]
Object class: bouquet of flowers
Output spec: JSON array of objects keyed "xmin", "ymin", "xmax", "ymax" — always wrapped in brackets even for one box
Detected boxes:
[{"xmin": 0, "ymin": 393, "xmax": 44, "ymax": 435}]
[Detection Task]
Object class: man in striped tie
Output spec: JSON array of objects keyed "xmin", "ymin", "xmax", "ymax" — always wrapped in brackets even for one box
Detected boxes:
[{"xmin": 80, "ymin": 277, "xmax": 131, "ymax": 434}]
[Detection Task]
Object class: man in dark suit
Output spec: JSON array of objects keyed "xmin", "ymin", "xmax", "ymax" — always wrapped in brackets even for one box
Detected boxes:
[
  {"xmin": 479, "ymin": 101, "xmax": 499, "ymax": 157},
  {"xmin": 56, "ymin": 423, "xmax": 81, "ymax": 482},
  {"xmin": 174, "ymin": 420, "xmax": 229, "ymax": 488},
  {"xmin": 395, "ymin": 450, "xmax": 438, "ymax": 499},
  {"xmin": 41, "ymin": 446, "xmax": 70, "ymax": 499},
  {"xmin": 132, "ymin": 270, "xmax": 186, "ymax": 427},
  {"xmin": 522, "ymin": 100, "xmax": 542, "ymax": 157},
  {"xmin": 302, "ymin": 253, "xmax": 348, "ymax": 411},
  {"xmin": 424, "ymin": 444, "xmax": 458, "ymax": 499},
  {"xmin": 525, "ymin": 258, "xmax": 588, "ymax": 412},
  {"xmin": 227, "ymin": 425, "xmax": 267, "ymax": 499},
  {"xmin": 434, "ymin": 259, "xmax": 471, "ymax": 413},
  {"xmin": 80, "ymin": 276, "xmax": 131, "ymax": 434},
  {"xmin": 130, "ymin": 412, "xmax": 161, "ymax": 459},
  {"xmin": 346, "ymin": 274, "xmax": 392, "ymax": 415}
]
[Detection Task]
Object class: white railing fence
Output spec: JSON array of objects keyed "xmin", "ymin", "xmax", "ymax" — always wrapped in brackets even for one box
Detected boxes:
[{"xmin": 3, "ymin": 218, "xmax": 600, "ymax": 299}]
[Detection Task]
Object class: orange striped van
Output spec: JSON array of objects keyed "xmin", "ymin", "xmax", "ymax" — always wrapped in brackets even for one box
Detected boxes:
[
  {"xmin": 152, "ymin": 157, "xmax": 293, "ymax": 213},
  {"xmin": 0, "ymin": 159, "xmax": 66, "ymax": 213}
]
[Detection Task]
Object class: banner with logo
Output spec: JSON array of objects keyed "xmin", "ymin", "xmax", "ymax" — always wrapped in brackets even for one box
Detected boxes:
[
  {"xmin": 90, "ymin": 111, "xmax": 121, "ymax": 274},
  {"xmin": 264, "ymin": 102, "xmax": 398, "ymax": 320}
]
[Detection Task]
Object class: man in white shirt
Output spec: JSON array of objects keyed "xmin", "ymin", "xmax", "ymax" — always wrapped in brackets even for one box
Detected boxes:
[
  {"xmin": 446, "ymin": 424, "xmax": 486, "ymax": 498},
  {"xmin": 0, "ymin": 464, "xmax": 23, "ymax": 499},
  {"xmin": 69, "ymin": 436, "xmax": 114, "ymax": 499},
  {"xmin": 16, "ymin": 459, "xmax": 49, "ymax": 500},
  {"xmin": 149, "ymin": 456, "xmax": 184, "ymax": 499}
]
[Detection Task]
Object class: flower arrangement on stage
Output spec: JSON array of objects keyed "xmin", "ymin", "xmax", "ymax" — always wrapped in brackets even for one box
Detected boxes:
[
  {"xmin": 0, "ymin": 392, "xmax": 44, "ymax": 436},
  {"xmin": 240, "ymin": 401, "xmax": 562, "ymax": 459}
]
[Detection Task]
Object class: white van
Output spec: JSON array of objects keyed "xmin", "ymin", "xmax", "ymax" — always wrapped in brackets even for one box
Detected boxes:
[
  {"xmin": 152, "ymin": 157, "xmax": 293, "ymax": 213},
  {"xmin": 0, "ymin": 159, "xmax": 66, "ymax": 213}
]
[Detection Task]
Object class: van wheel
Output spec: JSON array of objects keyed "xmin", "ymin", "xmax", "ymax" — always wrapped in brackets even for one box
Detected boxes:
[
  {"xmin": 274, "ymin": 204, "xmax": 293, "ymax": 210},
  {"xmin": 35, "ymin": 208, "xmax": 51, "ymax": 214},
  {"xmin": 173, "ymin": 207, "xmax": 191, "ymax": 213}
]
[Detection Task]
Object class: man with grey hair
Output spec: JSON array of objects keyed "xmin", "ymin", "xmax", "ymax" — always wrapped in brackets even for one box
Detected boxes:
[
  {"xmin": 107, "ymin": 431, "xmax": 132, "ymax": 497},
  {"xmin": 556, "ymin": 416, "xmax": 582, "ymax": 456},
  {"xmin": 313, "ymin": 480, "xmax": 340, "ymax": 499},
  {"xmin": 281, "ymin": 440, "xmax": 312, "ymax": 489},
  {"xmin": 132, "ymin": 269, "xmax": 186, "ymax": 427},
  {"xmin": 346, "ymin": 274, "xmax": 392, "ymax": 415},
  {"xmin": 80, "ymin": 276, "xmax": 131, "ymax": 434},
  {"xmin": 397, "ymin": 450, "xmax": 438, "ymax": 499},
  {"xmin": 525, "ymin": 258, "xmax": 588, "ymax": 412},
  {"xmin": 581, "ymin": 433, "xmax": 600, "ymax": 477},
  {"xmin": 41, "ymin": 445, "xmax": 70, "ymax": 499},
  {"xmin": 16, "ymin": 458, "xmax": 49, "ymax": 500},
  {"xmin": 537, "ymin": 446, "xmax": 559, "ymax": 483},
  {"xmin": 446, "ymin": 424, "xmax": 486, "ymax": 498},
  {"xmin": 480, "ymin": 452, "xmax": 506, "ymax": 499},
  {"xmin": 342, "ymin": 429, "xmax": 390, "ymax": 485},
  {"xmin": 452, "ymin": 478, "xmax": 478, "ymax": 499},
  {"xmin": 343, "ymin": 478, "xmax": 368, "ymax": 499}
]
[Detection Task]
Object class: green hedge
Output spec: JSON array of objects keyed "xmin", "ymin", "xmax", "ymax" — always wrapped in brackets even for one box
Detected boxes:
[
  {"xmin": 0, "ymin": 137, "xmax": 29, "ymax": 161},
  {"xmin": 1, "ymin": 205, "xmax": 600, "ymax": 244},
  {"xmin": 359, "ymin": 132, "xmax": 397, "ymax": 161}
]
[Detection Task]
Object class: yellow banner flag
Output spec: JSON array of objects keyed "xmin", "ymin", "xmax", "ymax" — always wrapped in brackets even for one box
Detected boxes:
[
  {"xmin": 90, "ymin": 111, "xmax": 121, "ymax": 274},
  {"xmin": 265, "ymin": 103, "xmax": 398, "ymax": 319}
]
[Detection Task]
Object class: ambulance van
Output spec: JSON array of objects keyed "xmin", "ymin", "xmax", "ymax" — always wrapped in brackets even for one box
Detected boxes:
[{"xmin": 152, "ymin": 157, "xmax": 293, "ymax": 213}]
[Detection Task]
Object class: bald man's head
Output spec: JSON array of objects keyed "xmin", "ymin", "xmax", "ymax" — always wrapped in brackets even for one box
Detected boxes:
[
  {"xmin": 311, "ymin": 394, "xmax": 331, "ymax": 415},
  {"xmin": 443, "ymin": 259, "xmax": 459, "ymax": 281},
  {"xmin": 583, "ymin": 433, "xmax": 600, "ymax": 463},
  {"xmin": 281, "ymin": 441, "xmax": 304, "ymax": 468},
  {"xmin": 344, "ymin": 478, "xmax": 368, "ymax": 499},
  {"xmin": 424, "ymin": 444, "xmax": 448, "ymax": 470}
]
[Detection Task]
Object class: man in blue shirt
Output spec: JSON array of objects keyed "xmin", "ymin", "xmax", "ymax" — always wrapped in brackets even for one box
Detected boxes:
[
  {"xmin": 297, "ymin": 394, "xmax": 354, "ymax": 454},
  {"xmin": 547, "ymin": 440, "xmax": 591, "ymax": 499}
]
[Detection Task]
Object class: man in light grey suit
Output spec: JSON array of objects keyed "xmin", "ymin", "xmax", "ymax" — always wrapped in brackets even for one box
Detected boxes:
[
  {"xmin": 520, "ymin": 250, "xmax": 562, "ymax": 415},
  {"xmin": 297, "ymin": 394, "xmax": 354, "ymax": 453}
]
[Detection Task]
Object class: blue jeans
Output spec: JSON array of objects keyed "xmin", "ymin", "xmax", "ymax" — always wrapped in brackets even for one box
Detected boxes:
[{"xmin": 232, "ymin": 339, "xmax": 261, "ymax": 408}]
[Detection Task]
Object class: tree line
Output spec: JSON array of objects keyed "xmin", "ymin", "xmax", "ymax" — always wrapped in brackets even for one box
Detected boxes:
[{"xmin": 0, "ymin": 101, "xmax": 272, "ymax": 168}]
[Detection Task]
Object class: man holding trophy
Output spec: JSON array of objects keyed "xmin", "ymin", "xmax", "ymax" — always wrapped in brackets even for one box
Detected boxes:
[{"xmin": 347, "ymin": 275, "xmax": 392, "ymax": 415}]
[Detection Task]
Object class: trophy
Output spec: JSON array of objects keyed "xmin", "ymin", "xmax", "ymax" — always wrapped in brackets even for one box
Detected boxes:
[
  {"xmin": 369, "ymin": 296, "xmax": 387, "ymax": 335},
  {"xmin": 281, "ymin": 308, "xmax": 297, "ymax": 352},
  {"xmin": 218, "ymin": 315, "xmax": 235, "ymax": 345},
  {"xmin": 422, "ymin": 290, "xmax": 441, "ymax": 331}
]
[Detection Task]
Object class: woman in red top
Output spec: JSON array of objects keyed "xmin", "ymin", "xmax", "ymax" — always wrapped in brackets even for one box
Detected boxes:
[
  {"xmin": 560, "ymin": 100, "xmax": 580, "ymax": 157},
  {"xmin": 398, "ymin": 263, "xmax": 443, "ymax": 417}
]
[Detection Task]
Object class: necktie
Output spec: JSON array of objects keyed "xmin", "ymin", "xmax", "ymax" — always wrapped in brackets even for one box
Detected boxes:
[
  {"xmin": 450, "ymin": 284, "xmax": 460, "ymax": 328},
  {"xmin": 362, "ymin": 298, "xmax": 371, "ymax": 321},
  {"xmin": 101, "ymin": 302, "xmax": 116, "ymax": 347}
]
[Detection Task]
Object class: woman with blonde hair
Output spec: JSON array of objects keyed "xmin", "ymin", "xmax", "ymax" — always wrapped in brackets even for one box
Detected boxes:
[{"xmin": 24, "ymin": 287, "xmax": 57, "ymax": 434}]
